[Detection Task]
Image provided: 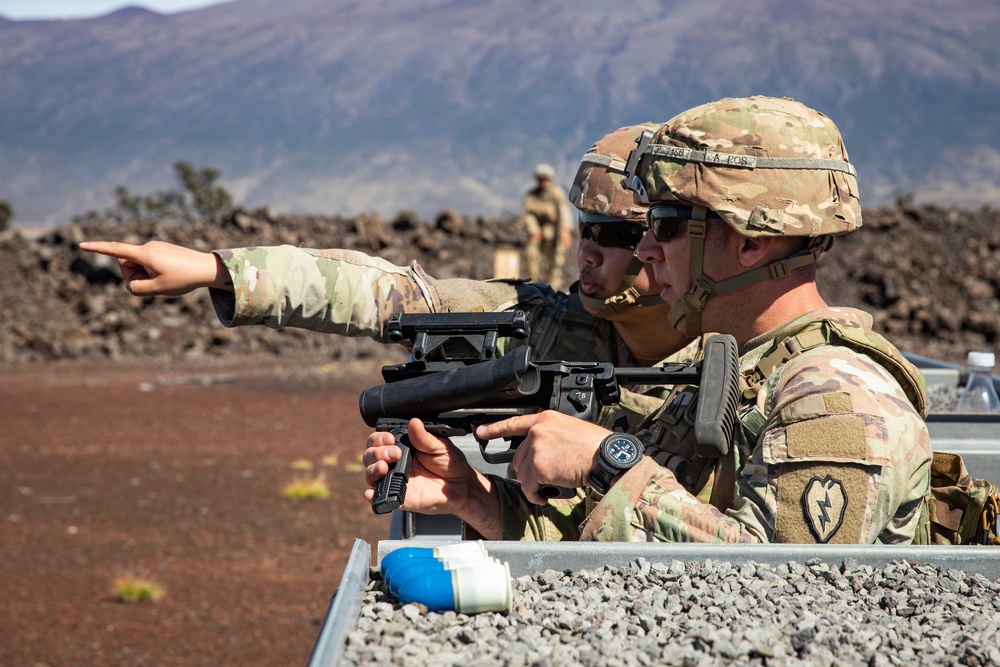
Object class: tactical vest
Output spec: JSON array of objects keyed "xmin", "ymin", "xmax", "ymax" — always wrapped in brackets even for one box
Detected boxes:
[
  {"xmin": 645, "ymin": 315, "xmax": 929, "ymax": 515},
  {"xmin": 738, "ymin": 317, "xmax": 927, "ymax": 435},
  {"xmin": 737, "ymin": 317, "xmax": 1000, "ymax": 545},
  {"xmin": 491, "ymin": 283, "xmax": 614, "ymax": 364},
  {"xmin": 541, "ymin": 289, "xmax": 676, "ymax": 434},
  {"xmin": 925, "ymin": 451, "xmax": 1000, "ymax": 545}
]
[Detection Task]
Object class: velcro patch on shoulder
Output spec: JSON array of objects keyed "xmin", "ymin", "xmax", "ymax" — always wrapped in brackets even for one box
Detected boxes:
[
  {"xmin": 780, "ymin": 392, "xmax": 853, "ymax": 423},
  {"xmin": 776, "ymin": 462, "xmax": 869, "ymax": 544},
  {"xmin": 786, "ymin": 414, "xmax": 867, "ymax": 459}
]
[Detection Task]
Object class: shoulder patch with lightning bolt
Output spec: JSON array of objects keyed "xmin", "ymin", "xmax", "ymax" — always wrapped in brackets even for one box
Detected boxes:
[{"xmin": 802, "ymin": 475, "xmax": 847, "ymax": 542}]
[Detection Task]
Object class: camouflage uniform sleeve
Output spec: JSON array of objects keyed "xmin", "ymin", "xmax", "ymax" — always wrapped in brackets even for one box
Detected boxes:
[
  {"xmin": 729, "ymin": 346, "xmax": 932, "ymax": 544},
  {"xmin": 208, "ymin": 245, "xmax": 521, "ymax": 342},
  {"xmin": 577, "ymin": 457, "xmax": 764, "ymax": 542}
]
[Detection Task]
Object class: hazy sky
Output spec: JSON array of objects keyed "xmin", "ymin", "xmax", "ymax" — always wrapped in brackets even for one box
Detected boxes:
[{"xmin": 0, "ymin": 0, "xmax": 226, "ymax": 19}]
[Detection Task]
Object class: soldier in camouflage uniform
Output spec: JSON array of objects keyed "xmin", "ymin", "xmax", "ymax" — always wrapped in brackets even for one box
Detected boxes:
[
  {"xmin": 520, "ymin": 163, "xmax": 574, "ymax": 291},
  {"xmin": 80, "ymin": 125, "xmax": 699, "ymax": 437},
  {"xmin": 364, "ymin": 96, "xmax": 932, "ymax": 545}
]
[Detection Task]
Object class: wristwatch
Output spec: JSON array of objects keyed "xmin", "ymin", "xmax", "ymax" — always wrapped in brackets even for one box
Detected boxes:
[{"xmin": 589, "ymin": 433, "xmax": 644, "ymax": 495}]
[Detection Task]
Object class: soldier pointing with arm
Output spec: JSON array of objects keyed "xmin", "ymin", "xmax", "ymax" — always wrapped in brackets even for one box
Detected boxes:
[{"xmin": 81, "ymin": 124, "xmax": 700, "ymax": 437}]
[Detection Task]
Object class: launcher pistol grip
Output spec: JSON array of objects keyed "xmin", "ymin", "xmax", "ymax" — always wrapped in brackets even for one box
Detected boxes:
[{"xmin": 370, "ymin": 426, "xmax": 412, "ymax": 515}]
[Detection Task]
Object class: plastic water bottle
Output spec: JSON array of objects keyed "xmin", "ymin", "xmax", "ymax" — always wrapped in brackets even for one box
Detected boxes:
[{"xmin": 956, "ymin": 351, "xmax": 1000, "ymax": 413}]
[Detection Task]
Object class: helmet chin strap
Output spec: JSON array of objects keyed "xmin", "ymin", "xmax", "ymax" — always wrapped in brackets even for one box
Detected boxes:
[
  {"xmin": 666, "ymin": 205, "xmax": 710, "ymax": 336},
  {"xmin": 667, "ymin": 206, "xmax": 833, "ymax": 337},
  {"xmin": 577, "ymin": 255, "xmax": 665, "ymax": 319}
]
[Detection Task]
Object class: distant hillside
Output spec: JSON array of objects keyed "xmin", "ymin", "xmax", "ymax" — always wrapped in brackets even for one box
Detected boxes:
[
  {"xmin": 1, "ymin": 202, "xmax": 997, "ymax": 367},
  {"xmin": 2, "ymin": 0, "xmax": 999, "ymax": 227}
]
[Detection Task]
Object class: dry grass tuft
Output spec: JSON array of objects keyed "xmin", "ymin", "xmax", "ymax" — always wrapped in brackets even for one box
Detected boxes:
[
  {"xmin": 113, "ymin": 576, "xmax": 164, "ymax": 603},
  {"xmin": 282, "ymin": 473, "xmax": 329, "ymax": 501}
]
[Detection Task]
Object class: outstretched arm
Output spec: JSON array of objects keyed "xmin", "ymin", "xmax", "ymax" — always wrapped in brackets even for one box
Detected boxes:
[
  {"xmin": 80, "ymin": 242, "xmax": 525, "ymax": 342},
  {"xmin": 79, "ymin": 240, "xmax": 231, "ymax": 296}
]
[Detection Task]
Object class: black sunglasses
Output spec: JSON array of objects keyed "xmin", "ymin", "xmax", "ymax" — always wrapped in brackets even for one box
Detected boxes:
[
  {"xmin": 646, "ymin": 205, "xmax": 715, "ymax": 242},
  {"xmin": 577, "ymin": 214, "xmax": 646, "ymax": 250}
]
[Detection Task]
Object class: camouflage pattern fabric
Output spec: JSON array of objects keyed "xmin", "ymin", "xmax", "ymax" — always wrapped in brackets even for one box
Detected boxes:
[
  {"xmin": 490, "ymin": 308, "xmax": 932, "ymax": 545},
  {"xmin": 570, "ymin": 123, "xmax": 669, "ymax": 318},
  {"xmin": 212, "ymin": 246, "xmax": 444, "ymax": 341},
  {"xmin": 569, "ymin": 123, "xmax": 658, "ymax": 224},
  {"xmin": 633, "ymin": 96, "xmax": 861, "ymax": 238}
]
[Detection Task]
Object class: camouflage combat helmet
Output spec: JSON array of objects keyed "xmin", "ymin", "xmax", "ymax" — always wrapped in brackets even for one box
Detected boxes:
[
  {"xmin": 570, "ymin": 123, "xmax": 666, "ymax": 318},
  {"xmin": 622, "ymin": 96, "xmax": 862, "ymax": 335}
]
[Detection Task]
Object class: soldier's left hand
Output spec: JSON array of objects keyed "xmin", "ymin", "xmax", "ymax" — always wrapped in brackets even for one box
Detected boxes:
[{"xmin": 476, "ymin": 411, "xmax": 609, "ymax": 505}]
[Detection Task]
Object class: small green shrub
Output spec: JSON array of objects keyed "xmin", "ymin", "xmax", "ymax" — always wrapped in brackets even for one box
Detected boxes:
[
  {"xmin": 114, "ymin": 577, "xmax": 164, "ymax": 603},
  {"xmin": 0, "ymin": 200, "xmax": 12, "ymax": 232},
  {"xmin": 343, "ymin": 452, "xmax": 365, "ymax": 474},
  {"xmin": 282, "ymin": 473, "xmax": 329, "ymax": 501},
  {"xmin": 74, "ymin": 161, "xmax": 234, "ymax": 224}
]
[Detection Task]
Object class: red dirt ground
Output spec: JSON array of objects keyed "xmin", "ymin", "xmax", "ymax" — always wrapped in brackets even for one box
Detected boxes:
[{"xmin": 0, "ymin": 357, "xmax": 394, "ymax": 667}]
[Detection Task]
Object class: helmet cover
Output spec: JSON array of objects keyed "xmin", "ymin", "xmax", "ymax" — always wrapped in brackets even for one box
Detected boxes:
[
  {"xmin": 570, "ymin": 123, "xmax": 668, "ymax": 317},
  {"xmin": 633, "ymin": 96, "xmax": 861, "ymax": 237}
]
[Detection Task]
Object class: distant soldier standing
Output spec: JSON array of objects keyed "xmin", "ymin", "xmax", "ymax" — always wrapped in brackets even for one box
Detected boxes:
[{"xmin": 520, "ymin": 163, "xmax": 573, "ymax": 290}]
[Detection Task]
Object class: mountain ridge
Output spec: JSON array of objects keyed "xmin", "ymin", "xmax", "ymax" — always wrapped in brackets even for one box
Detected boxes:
[{"xmin": 2, "ymin": 0, "xmax": 999, "ymax": 227}]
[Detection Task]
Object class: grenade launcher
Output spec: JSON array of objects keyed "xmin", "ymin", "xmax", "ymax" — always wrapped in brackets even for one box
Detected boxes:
[{"xmin": 360, "ymin": 311, "xmax": 739, "ymax": 515}]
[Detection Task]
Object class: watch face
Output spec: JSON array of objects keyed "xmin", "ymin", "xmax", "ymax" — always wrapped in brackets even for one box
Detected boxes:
[{"xmin": 604, "ymin": 435, "xmax": 641, "ymax": 466}]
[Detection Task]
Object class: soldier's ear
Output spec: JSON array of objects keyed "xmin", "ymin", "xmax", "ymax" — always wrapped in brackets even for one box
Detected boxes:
[{"xmin": 734, "ymin": 234, "xmax": 776, "ymax": 269}]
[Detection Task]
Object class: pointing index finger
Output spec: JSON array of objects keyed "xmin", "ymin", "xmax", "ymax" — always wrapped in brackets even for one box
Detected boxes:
[
  {"xmin": 78, "ymin": 241, "xmax": 138, "ymax": 261},
  {"xmin": 476, "ymin": 413, "xmax": 539, "ymax": 440}
]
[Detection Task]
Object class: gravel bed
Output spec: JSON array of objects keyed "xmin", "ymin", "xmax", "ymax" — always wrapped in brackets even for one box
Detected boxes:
[{"xmin": 341, "ymin": 557, "xmax": 1000, "ymax": 667}]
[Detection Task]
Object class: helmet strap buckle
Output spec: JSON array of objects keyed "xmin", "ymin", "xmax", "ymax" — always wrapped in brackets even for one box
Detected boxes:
[{"xmin": 768, "ymin": 261, "xmax": 790, "ymax": 280}]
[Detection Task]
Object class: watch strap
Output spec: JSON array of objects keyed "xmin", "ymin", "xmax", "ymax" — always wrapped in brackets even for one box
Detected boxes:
[
  {"xmin": 588, "ymin": 458, "xmax": 617, "ymax": 495},
  {"xmin": 589, "ymin": 433, "xmax": 642, "ymax": 495}
]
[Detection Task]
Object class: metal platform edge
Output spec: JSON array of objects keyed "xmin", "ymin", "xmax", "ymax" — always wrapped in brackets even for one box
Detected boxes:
[
  {"xmin": 379, "ymin": 539, "xmax": 1000, "ymax": 579},
  {"xmin": 307, "ymin": 538, "xmax": 370, "ymax": 667}
]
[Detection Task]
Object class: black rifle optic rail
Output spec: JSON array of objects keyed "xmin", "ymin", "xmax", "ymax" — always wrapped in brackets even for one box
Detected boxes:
[{"xmin": 385, "ymin": 310, "xmax": 529, "ymax": 368}]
